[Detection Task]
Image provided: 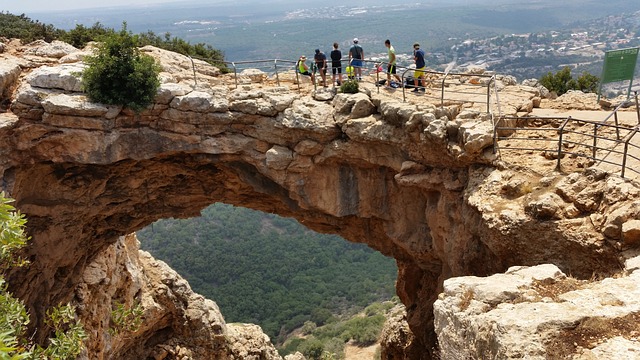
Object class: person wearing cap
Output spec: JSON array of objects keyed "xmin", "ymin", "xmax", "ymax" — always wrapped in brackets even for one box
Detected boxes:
[
  {"xmin": 349, "ymin": 37, "xmax": 364, "ymax": 81},
  {"xmin": 314, "ymin": 48, "xmax": 328, "ymax": 87},
  {"xmin": 297, "ymin": 55, "xmax": 315, "ymax": 84},
  {"xmin": 412, "ymin": 42, "xmax": 426, "ymax": 93}
]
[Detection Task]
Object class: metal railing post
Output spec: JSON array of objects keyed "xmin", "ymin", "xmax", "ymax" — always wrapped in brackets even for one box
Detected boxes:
[
  {"xmin": 440, "ymin": 73, "xmax": 447, "ymax": 108},
  {"xmin": 635, "ymin": 91, "xmax": 639, "ymax": 125},
  {"xmin": 493, "ymin": 115, "xmax": 500, "ymax": 154},
  {"xmin": 188, "ymin": 56, "xmax": 197, "ymax": 88},
  {"xmin": 274, "ymin": 59, "xmax": 280, "ymax": 87},
  {"xmin": 621, "ymin": 128, "xmax": 638, "ymax": 178},
  {"xmin": 592, "ymin": 122, "xmax": 598, "ymax": 159},
  {"xmin": 614, "ymin": 112, "xmax": 620, "ymax": 140},
  {"xmin": 556, "ymin": 116, "xmax": 571, "ymax": 171},
  {"xmin": 486, "ymin": 75, "xmax": 493, "ymax": 114},
  {"xmin": 231, "ymin": 62, "xmax": 238, "ymax": 89},
  {"xmin": 401, "ymin": 67, "xmax": 411, "ymax": 103}
]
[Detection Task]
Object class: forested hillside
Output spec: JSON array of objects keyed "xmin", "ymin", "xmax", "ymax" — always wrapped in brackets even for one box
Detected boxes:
[{"xmin": 137, "ymin": 204, "xmax": 397, "ymax": 342}]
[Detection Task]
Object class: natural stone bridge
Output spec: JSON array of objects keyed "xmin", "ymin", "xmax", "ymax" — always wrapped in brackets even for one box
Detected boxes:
[{"xmin": 1, "ymin": 42, "xmax": 639, "ymax": 359}]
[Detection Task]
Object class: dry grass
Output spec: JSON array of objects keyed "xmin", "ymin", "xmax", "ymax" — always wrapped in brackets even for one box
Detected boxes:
[
  {"xmin": 529, "ymin": 277, "xmax": 587, "ymax": 301},
  {"xmin": 458, "ymin": 288, "xmax": 475, "ymax": 311},
  {"xmin": 545, "ymin": 312, "xmax": 640, "ymax": 358}
]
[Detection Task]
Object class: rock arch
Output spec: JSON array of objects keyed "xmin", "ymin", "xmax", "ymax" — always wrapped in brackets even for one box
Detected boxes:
[{"xmin": 0, "ymin": 46, "xmax": 626, "ymax": 358}]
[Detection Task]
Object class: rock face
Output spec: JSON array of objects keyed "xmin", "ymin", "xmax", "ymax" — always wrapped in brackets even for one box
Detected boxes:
[
  {"xmin": 434, "ymin": 259, "xmax": 640, "ymax": 360},
  {"xmin": 0, "ymin": 40, "xmax": 638, "ymax": 359},
  {"xmin": 77, "ymin": 234, "xmax": 281, "ymax": 360}
]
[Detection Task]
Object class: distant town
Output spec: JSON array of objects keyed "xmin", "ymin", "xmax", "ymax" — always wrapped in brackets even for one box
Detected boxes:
[{"xmin": 434, "ymin": 10, "xmax": 640, "ymax": 83}]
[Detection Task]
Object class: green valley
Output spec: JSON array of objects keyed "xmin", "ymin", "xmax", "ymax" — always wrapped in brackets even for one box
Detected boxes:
[{"xmin": 136, "ymin": 203, "xmax": 398, "ymax": 344}]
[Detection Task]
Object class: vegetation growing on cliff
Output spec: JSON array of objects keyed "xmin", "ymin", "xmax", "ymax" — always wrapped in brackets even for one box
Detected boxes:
[
  {"xmin": 137, "ymin": 203, "xmax": 398, "ymax": 344},
  {"xmin": 0, "ymin": 192, "xmax": 87, "ymax": 359},
  {"xmin": 82, "ymin": 24, "xmax": 161, "ymax": 112},
  {"xmin": 0, "ymin": 12, "xmax": 227, "ymax": 71}
]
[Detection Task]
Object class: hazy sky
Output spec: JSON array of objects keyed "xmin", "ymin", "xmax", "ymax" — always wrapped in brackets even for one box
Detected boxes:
[{"xmin": 2, "ymin": 0, "xmax": 228, "ymax": 13}]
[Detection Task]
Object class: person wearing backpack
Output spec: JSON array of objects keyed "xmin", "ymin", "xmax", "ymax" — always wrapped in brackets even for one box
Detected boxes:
[{"xmin": 349, "ymin": 38, "xmax": 364, "ymax": 81}]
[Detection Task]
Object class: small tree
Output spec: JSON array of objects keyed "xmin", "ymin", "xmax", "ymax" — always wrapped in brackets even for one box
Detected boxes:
[
  {"xmin": 82, "ymin": 23, "xmax": 161, "ymax": 112},
  {"xmin": 576, "ymin": 71, "xmax": 599, "ymax": 94},
  {"xmin": 539, "ymin": 66, "xmax": 599, "ymax": 96}
]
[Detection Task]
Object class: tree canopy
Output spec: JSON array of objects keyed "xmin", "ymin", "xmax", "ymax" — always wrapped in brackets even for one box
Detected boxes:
[{"xmin": 137, "ymin": 203, "xmax": 398, "ymax": 343}]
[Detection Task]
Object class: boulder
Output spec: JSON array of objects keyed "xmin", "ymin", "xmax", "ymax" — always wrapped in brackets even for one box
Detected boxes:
[
  {"xmin": 239, "ymin": 68, "xmax": 267, "ymax": 83},
  {"xmin": 0, "ymin": 59, "xmax": 21, "ymax": 98},
  {"xmin": 622, "ymin": 219, "xmax": 640, "ymax": 245},
  {"xmin": 435, "ymin": 264, "xmax": 640, "ymax": 360},
  {"xmin": 24, "ymin": 40, "xmax": 79, "ymax": 59},
  {"xmin": 26, "ymin": 63, "xmax": 85, "ymax": 92},
  {"xmin": 461, "ymin": 120, "xmax": 494, "ymax": 155}
]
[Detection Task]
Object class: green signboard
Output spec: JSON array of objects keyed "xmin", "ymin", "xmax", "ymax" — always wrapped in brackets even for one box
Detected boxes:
[
  {"xmin": 599, "ymin": 47, "xmax": 639, "ymax": 100},
  {"xmin": 601, "ymin": 47, "xmax": 639, "ymax": 83}
]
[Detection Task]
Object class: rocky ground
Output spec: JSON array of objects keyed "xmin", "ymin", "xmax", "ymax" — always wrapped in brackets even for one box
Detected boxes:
[{"xmin": 1, "ymin": 38, "xmax": 640, "ymax": 360}]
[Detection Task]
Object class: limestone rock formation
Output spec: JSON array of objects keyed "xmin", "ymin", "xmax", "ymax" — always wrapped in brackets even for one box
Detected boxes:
[
  {"xmin": 1, "ymin": 39, "xmax": 639, "ymax": 359},
  {"xmin": 434, "ymin": 259, "xmax": 640, "ymax": 360},
  {"xmin": 76, "ymin": 234, "xmax": 281, "ymax": 359}
]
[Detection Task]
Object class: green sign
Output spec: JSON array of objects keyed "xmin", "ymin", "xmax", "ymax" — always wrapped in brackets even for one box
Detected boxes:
[{"xmin": 601, "ymin": 47, "xmax": 639, "ymax": 84}]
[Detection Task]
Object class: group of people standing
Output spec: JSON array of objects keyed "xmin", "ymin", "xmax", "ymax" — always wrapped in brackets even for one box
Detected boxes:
[
  {"xmin": 297, "ymin": 38, "xmax": 364, "ymax": 87},
  {"xmin": 297, "ymin": 38, "xmax": 426, "ymax": 92}
]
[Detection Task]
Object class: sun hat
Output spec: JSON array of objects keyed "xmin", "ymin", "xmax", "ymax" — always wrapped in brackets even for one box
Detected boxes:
[
  {"xmin": 300, "ymin": 55, "xmax": 306, "ymax": 60},
  {"xmin": 353, "ymin": 37, "xmax": 359, "ymax": 43},
  {"xmin": 413, "ymin": 42, "xmax": 420, "ymax": 48}
]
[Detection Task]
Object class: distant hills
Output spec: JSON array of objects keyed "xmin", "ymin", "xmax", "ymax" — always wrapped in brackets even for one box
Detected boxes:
[{"xmin": 23, "ymin": 0, "xmax": 640, "ymax": 82}]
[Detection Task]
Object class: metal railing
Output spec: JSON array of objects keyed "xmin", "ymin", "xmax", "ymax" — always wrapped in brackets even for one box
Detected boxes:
[
  {"xmin": 494, "ymin": 92, "xmax": 640, "ymax": 179},
  {"xmin": 188, "ymin": 56, "xmax": 498, "ymax": 113}
]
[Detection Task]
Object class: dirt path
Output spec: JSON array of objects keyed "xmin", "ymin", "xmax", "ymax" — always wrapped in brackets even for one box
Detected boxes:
[{"xmin": 344, "ymin": 343, "xmax": 379, "ymax": 360}]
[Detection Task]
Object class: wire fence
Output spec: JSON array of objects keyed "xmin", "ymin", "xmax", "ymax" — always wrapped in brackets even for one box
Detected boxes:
[{"xmin": 494, "ymin": 92, "xmax": 640, "ymax": 179}]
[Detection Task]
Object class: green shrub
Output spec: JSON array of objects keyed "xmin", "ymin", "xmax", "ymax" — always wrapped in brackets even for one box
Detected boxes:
[
  {"xmin": 60, "ymin": 22, "xmax": 113, "ymax": 48},
  {"xmin": 0, "ymin": 12, "xmax": 62, "ymax": 43},
  {"xmin": 299, "ymin": 337, "xmax": 324, "ymax": 359},
  {"xmin": 539, "ymin": 66, "xmax": 599, "ymax": 96},
  {"xmin": 0, "ymin": 192, "xmax": 87, "ymax": 359},
  {"xmin": 82, "ymin": 23, "xmax": 161, "ymax": 112},
  {"xmin": 109, "ymin": 301, "xmax": 144, "ymax": 335},
  {"xmin": 339, "ymin": 80, "xmax": 359, "ymax": 94},
  {"xmin": 301, "ymin": 320, "xmax": 317, "ymax": 335}
]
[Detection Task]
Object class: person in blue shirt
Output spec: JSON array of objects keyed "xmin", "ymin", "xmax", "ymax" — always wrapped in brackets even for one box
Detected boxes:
[
  {"xmin": 314, "ymin": 48, "xmax": 328, "ymax": 87},
  {"xmin": 349, "ymin": 38, "xmax": 365, "ymax": 81},
  {"xmin": 412, "ymin": 42, "xmax": 426, "ymax": 93}
]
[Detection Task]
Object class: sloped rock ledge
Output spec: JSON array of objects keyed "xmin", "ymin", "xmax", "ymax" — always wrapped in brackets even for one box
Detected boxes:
[{"xmin": 435, "ymin": 256, "xmax": 640, "ymax": 359}]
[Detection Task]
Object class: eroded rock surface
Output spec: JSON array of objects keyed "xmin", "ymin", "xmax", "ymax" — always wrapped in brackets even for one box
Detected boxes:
[
  {"xmin": 1, "ymin": 40, "xmax": 639, "ymax": 359},
  {"xmin": 434, "ymin": 258, "xmax": 640, "ymax": 360},
  {"xmin": 77, "ymin": 234, "xmax": 281, "ymax": 360}
]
